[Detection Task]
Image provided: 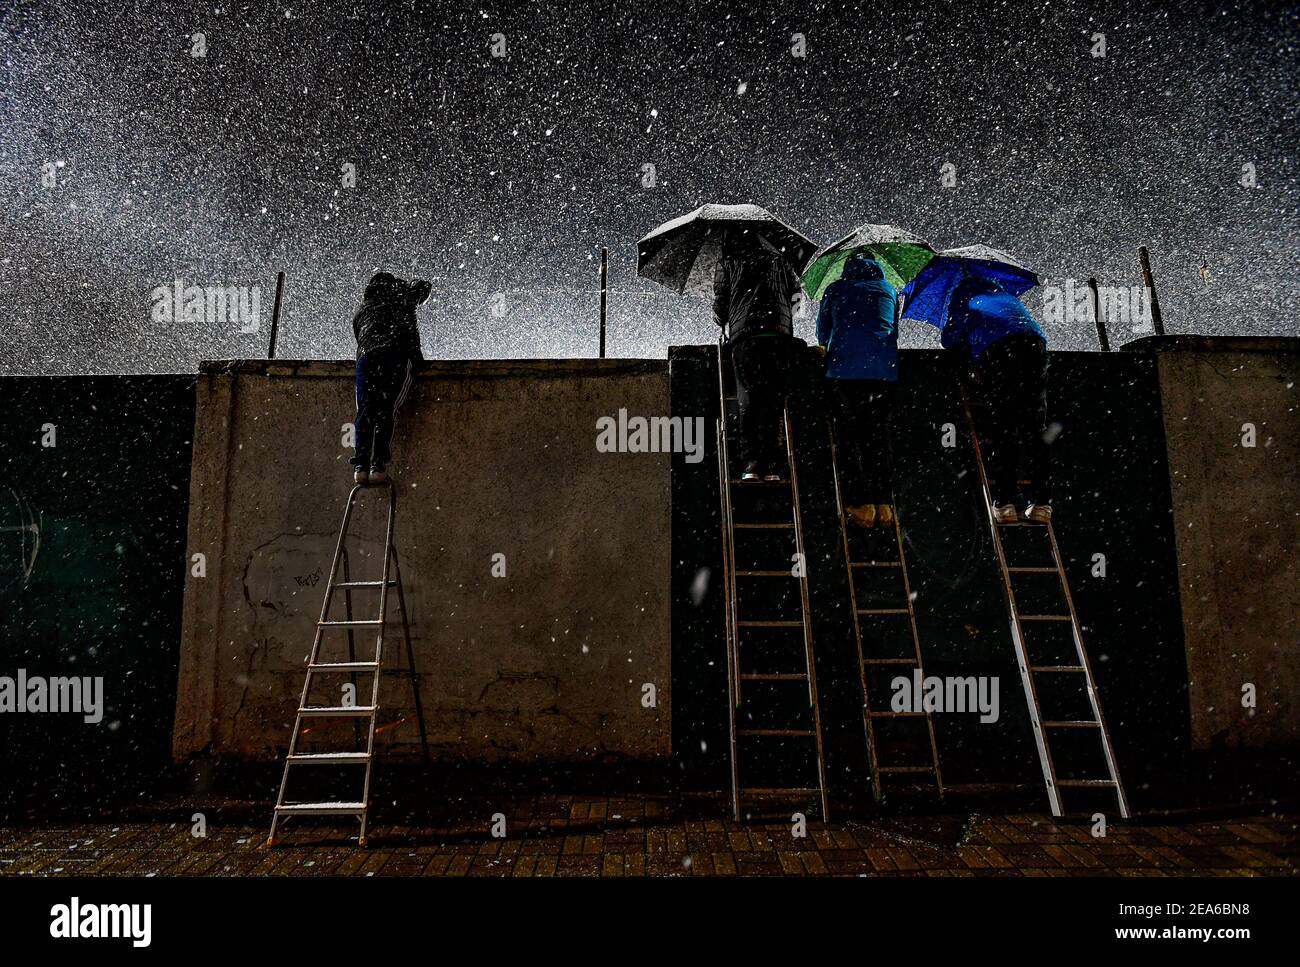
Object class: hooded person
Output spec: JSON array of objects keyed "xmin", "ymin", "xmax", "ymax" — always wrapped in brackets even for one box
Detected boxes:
[
  {"xmin": 942, "ymin": 273, "xmax": 1052, "ymax": 523},
  {"xmin": 712, "ymin": 230, "xmax": 805, "ymax": 480},
  {"xmin": 350, "ymin": 271, "xmax": 432, "ymax": 485},
  {"xmin": 815, "ymin": 254, "xmax": 900, "ymax": 529}
]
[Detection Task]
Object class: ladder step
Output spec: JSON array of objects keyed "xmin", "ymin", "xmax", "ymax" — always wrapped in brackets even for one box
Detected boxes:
[
  {"xmin": 738, "ymin": 787, "xmax": 821, "ymax": 796},
  {"xmin": 737, "ymin": 620, "xmax": 803, "ymax": 628},
  {"xmin": 1041, "ymin": 720, "xmax": 1100, "ymax": 729},
  {"xmin": 298, "ymin": 705, "xmax": 376, "ymax": 717},
  {"xmin": 733, "ymin": 522, "xmax": 795, "ymax": 530},
  {"xmin": 728, "ymin": 478, "xmax": 789, "ymax": 485},
  {"xmin": 309, "ymin": 661, "xmax": 380, "ymax": 672},
  {"xmin": 736, "ymin": 729, "xmax": 815, "ymax": 738},
  {"xmin": 876, "ymin": 766, "xmax": 935, "ymax": 774},
  {"xmin": 734, "ymin": 570, "xmax": 797, "ymax": 577},
  {"xmin": 1056, "ymin": 779, "xmax": 1117, "ymax": 788},
  {"xmin": 332, "ymin": 580, "xmax": 396, "ymax": 589},
  {"xmin": 867, "ymin": 710, "xmax": 926, "ymax": 718},
  {"xmin": 862, "ymin": 657, "xmax": 917, "ymax": 665},
  {"xmin": 1031, "ymin": 665, "xmax": 1085, "ymax": 673},
  {"xmin": 319, "ymin": 619, "xmax": 384, "ymax": 628},
  {"xmin": 287, "ymin": 752, "xmax": 371, "ymax": 765},
  {"xmin": 1019, "ymin": 615, "xmax": 1071, "ymax": 622},
  {"xmin": 857, "ymin": 608, "xmax": 909, "ymax": 615},
  {"xmin": 1007, "ymin": 566, "xmax": 1058, "ymax": 574},
  {"xmin": 739, "ymin": 673, "xmax": 807, "ymax": 681},
  {"xmin": 851, "ymin": 561, "xmax": 901, "ymax": 568},
  {"xmin": 274, "ymin": 802, "xmax": 367, "ymax": 815}
]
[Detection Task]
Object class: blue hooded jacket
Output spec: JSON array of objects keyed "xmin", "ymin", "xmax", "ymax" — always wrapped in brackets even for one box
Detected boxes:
[
  {"xmin": 815, "ymin": 256, "xmax": 898, "ymax": 381},
  {"xmin": 941, "ymin": 276, "xmax": 1045, "ymax": 363}
]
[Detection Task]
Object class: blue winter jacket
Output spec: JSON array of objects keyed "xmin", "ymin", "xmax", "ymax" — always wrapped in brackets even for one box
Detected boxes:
[
  {"xmin": 942, "ymin": 277, "xmax": 1045, "ymax": 363},
  {"xmin": 815, "ymin": 257, "xmax": 899, "ymax": 381}
]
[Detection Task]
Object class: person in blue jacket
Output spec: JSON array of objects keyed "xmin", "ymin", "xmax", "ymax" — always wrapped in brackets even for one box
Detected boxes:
[
  {"xmin": 943, "ymin": 273, "xmax": 1052, "ymax": 524},
  {"xmin": 816, "ymin": 254, "xmax": 900, "ymax": 529}
]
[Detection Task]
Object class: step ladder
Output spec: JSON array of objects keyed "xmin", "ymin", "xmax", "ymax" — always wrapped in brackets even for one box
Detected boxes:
[
  {"xmin": 826, "ymin": 425, "xmax": 943, "ymax": 802},
  {"xmin": 267, "ymin": 481, "xmax": 430, "ymax": 847},
  {"xmin": 961, "ymin": 393, "xmax": 1129, "ymax": 819},
  {"xmin": 716, "ymin": 342, "xmax": 830, "ymax": 822}
]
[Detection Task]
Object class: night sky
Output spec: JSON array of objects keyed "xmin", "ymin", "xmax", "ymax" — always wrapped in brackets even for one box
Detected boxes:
[{"xmin": 2, "ymin": 0, "xmax": 1296, "ymax": 373}]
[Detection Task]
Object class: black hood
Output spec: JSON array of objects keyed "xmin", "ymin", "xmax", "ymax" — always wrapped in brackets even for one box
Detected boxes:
[{"xmin": 841, "ymin": 256, "xmax": 885, "ymax": 282}]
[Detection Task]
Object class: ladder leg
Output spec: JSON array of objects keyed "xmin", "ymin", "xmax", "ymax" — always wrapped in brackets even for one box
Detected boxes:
[
  {"xmin": 784, "ymin": 406, "xmax": 830, "ymax": 822},
  {"xmin": 716, "ymin": 342, "xmax": 742, "ymax": 822},
  {"xmin": 390, "ymin": 546, "xmax": 430, "ymax": 764},
  {"xmin": 341, "ymin": 547, "xmax": 362, "ymax": 752}
]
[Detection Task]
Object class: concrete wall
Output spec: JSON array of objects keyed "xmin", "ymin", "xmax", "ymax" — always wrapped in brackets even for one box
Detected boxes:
[
  {"xmin": 173, "ymin": 358, "xmax": 670, "ymax": 763},
  {"xmin": 1135, "ymin": 337, "xmax": 1300, "ymax": 749}
]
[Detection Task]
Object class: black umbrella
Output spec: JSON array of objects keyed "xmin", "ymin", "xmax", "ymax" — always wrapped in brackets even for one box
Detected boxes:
[{"xmin": 637, "ymin": 203, "xmax": 817, "ymax": 297}]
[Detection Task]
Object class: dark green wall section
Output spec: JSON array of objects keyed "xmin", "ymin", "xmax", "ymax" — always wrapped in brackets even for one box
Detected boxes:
[
  {"xmin": 670, "ymin": 345, "xmax": 1189, "ymax": 812},
  {"xmin": 0, "ymin": 376, "xmax": 195, "ymax": 803}
]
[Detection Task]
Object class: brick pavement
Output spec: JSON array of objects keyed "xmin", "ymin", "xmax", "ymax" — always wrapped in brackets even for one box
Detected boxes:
[{"xmin": 1, "ymin": 794, "xmax": 1296, "ymax": 876}]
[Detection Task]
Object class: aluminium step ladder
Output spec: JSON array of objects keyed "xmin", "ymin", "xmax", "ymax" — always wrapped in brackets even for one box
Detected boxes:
[
  {"xmin": 267, "ymin": 481, "xmax": 430, "ymax": 847},
  {"xmin": 827, "ymin": 425, "xmax": 943, "ymax": 803},
  {"xmin": 961, "ymin": 392, "xmax": 1129, "ymax": 819},
  {"xmin": 716, "ymin": 342, "xmax": 830, "ymax": 822}
]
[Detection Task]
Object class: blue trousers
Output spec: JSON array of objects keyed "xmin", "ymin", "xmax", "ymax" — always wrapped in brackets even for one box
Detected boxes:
[{"xmin": 352, "ymin": 349, "xmax": 414, "ymax": 469}]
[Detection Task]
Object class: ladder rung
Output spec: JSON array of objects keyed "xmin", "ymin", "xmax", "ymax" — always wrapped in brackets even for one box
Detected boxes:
[
  {"xmin": 857, "ymin": 608, "xmax": 909, "ymax": 615},
  {"xmin": 734, "ymin": 570, "xmax": 796, "ymax": 577},
  {"xmin": 275, "ymin": 802, "xmax": 367, "ymax": 815},
  {"xmin": 1032, "ymin": 665, "xmax": 1085, "ymax": 673},
  {"xmin": 1007, "ymin": 566, "xmax": 1058, "ymax": 574},
  {"xmin": 332, "ymin": 580, "xmax": 396, "ymax": 589},
  {"xmin": 876, "ymin": 766, "xmax": 935, "ymax": 774},
  {"xmin": 298, "ymin": 705, "xmax": 376, "ymax": 717},
  {"xmin": 862, "ymin": 657, "xmax": 917, "ymax": 665},
  {"xmin": 868, "ymin": 710, "xmax": 926, "ymax": 718},
  {"xmin": 1056, "ymin": 779, "xmax": 1116, "ymax": 788},
  {"xmin": 733, "ymin": 522, "xmax": 795, "ymax": 530},
  {"xmin": 1041, "ymin": 720, "xmax": 1100, "ymax": 729},
  {"xmin": 319, "ymin": 619, "xmax": 383, "ymax": 628},
  {"xmin": 309, "ymin": 661, "xmax": 380, "ymax": 672},
  {"xmin": 1019, "ymin": 615, "xmax": 1071, "ymax": 622},
  {"xmin": 728, "ymin": 478, "xmax": 788, "ymax": 485},
  {"xmin": 736, "ymin": 729, "xmax": 814, "ymax": 737},
  {"xmin": 851, "ymin": 561, "xmax": 901, "ymax": 568},
  {"xmin": 737, "ymin": 620, "xmax": 803, "ymax": 628},
  {"xmin": 739, "ymin": 787, "xmax": 821, "ymax": 796},
  {"xmin": 739, "ymin": 673, "xmax": 807, "ymax": 681},
  {"xmin": 287, "ymin": 752, "xmax": 371, "ymax": 765}
]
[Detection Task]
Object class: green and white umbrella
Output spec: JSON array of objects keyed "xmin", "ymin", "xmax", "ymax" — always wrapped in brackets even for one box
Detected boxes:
[{"xmin": 801, "ymin": 223, "xmax": 936, "ymax": 300}]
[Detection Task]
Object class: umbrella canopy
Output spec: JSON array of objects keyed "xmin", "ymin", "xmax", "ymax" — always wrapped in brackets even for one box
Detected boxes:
[
  {"xmin": 900, "ymin": 244, "xmax": 1039, "ymax": 330},
  {"xmin": 637, "ymin": 203, "xmax": 817, "ymax": 298},
  {"xmin": 801, "ymin": 223, "xmax": 936, "ymax": 300}
]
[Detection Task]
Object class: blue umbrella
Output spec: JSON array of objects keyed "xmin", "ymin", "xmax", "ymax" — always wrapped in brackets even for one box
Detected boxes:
[{"xmin": 900, "ymin": 244, "xmax": 1039, "ymax": 329}]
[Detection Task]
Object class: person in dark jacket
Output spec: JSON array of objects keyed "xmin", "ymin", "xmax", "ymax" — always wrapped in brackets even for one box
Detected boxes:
[
  {"xmin": 816, "ymin": 255, "xmax": 900, "ymax": 529},
  {"xmin": 713, "ymin": 232, "xmax": 804, "ymax": 480},
  {"xmin": 350, "ymin": 271, "xmax": 431, "ymax": 485},
  {"xmin": 943, "ymin": 274, "xmax": 1052, "ymax": 523}
]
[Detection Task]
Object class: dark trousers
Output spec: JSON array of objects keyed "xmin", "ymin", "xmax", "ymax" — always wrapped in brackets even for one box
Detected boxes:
[
  {"xmin": 352, "ymin": 348, "xmax": 415, "ymax": 469},
  {"xmin": 970, "ymin": 334, "xmax": 1052, "ymax": 505},
  {"xmin": 729, "ymin": 334, "xmax": 801, "ymax": 467},
  {"xmin": 829, "ymin": 379, "xmax": 896, "ymax": 506}
]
